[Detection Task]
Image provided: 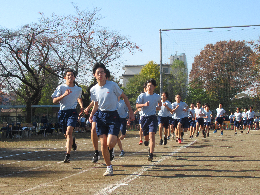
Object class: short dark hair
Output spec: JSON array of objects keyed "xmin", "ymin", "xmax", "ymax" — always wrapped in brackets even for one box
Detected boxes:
[
  {"xmin": 105, "ymin": 69, "xmax": 110, "ymax": 79},
  {"xmin": 146, "ymin": 78, "xmax": 156, "ymax": 87},
  {"xmin": 65, "ymin": 69, "xmax": 77, "ymax": 77},
  {"xmin": 162, "ymin": 91, "xmax": 168, "ymax": 98},
  {"xmin": 197, "ymin": 101, "xmax": 201, "ymax": 105},
  {"xmin": 93, "ymin": 62, "xmax": 107, "ymax": 75}
]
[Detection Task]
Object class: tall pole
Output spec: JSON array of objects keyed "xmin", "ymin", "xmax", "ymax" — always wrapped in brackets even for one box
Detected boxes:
[{"xmin": 159, "ymin": 29, "xmax": 162, "ymax": 95}]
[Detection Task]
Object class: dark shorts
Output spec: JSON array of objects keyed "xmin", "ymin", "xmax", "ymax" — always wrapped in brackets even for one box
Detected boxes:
[
  {"xmin": 189, "ymin": 119, "xmax": 196, "ymax": 128},
  {"xmin": 170, "ymin": 118, "xmax": 178, "ymax": 128},
  {"xmin": 158, "ymin": 116, "xmax": 170, "ymax": 129},
  {"xmin": 196, "ymin": 118, "xmax": 204, "ymax": 127},
  {"xmin": 93, "ymin": 110, "xmax": 100, "ymax": 123},
  {"xmin": 216, "ymin": 117, "xmax": 224, "ymax": 125},
  {"xmin": 120, "ymin": 118, "xmax": 127, "ymax": 135},
  {"xmin": 248, "ymin": 118, "xmax": 254, "ymax": 126},
  {"xmin": 182, "ymin": 117, "xmax": 189, "ymax": 129},
  {"xmin": 58, "ymin": 109, "xmax": 78, "ymax": 134},
  {"xmin": 141, "ymin": 115, "xmax": 158, "ymax": 136},
  {"xmin": 80, "ymin": 122, "xmax": 85, "ymax": 127},
  {"xmin": 205, "ymin": 122, "xmax": 211, "ymax": 127},
  {"xmin": 230, "ymin": 119, "xmax": 234, "ymax": 124},
  {"xmin": 243, "ymin": 120, "xmax": 248, "ymax": 126},
  {"xmin": 95, "ymin": 110, "xmax": 120, "ymax": 136},
  {"xmin": 234, "ymin": 121, "xmax": 240, "ymax": 128}
]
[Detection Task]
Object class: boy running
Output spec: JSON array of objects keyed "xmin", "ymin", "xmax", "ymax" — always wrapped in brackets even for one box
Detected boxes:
[
  {"xmin": 52, "ymin": 69, "xmax": 83, "ymax": 163},
  {"xmin": 234, "ymin": 107, "xmax": 242, "ymax": 134},
  {"xmin": 89, "ymin": 63, "xmax": 134, "ymax": 176},
  {"xmin": 214, "ymin": 103, "xmax": 226, "ymax": 135},
  {"xmin": 157, "ymin": 92, "xmax": 172, "ymax": 145},
  {"xmin": 136, "ymin": 78, "xmax": 161, "ymax": 161},
  {"xmin": 246, "ymin": 106, "xmax": 255, "ymax": 134},
  {"xmin": 194, "ymin": 101, "xmax": 205, "ymax": 137},
  {"xmin": 242, "ymin": 108, "xmax": 248, "ymax": 133},
  {"xmin": 189, "ymin": 103, "xmax": 196, "ymax": 138},
  {"xmin": 203, "ymin": 103, "xmax": 212, "ymax": 138}
]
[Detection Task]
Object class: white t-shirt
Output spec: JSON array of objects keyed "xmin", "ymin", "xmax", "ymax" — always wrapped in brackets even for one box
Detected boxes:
[
  {"xmin": 204, "ymin": 110, "xmax": 212, "ymax": 122},
  {"xmin": 158, "ymin": 100, "xmax": 172, "ymax": 117},
  {"xmin": 90, "ymin": 81, "xmax": 123, "ymax": 111},
  {"xmin": 117, "ymin": 99, "xmax": 129, "ymax": 118},
  {"xmin": 195, "ymin": 107, "xmax": 205, "ymax": 119},
  {"xmin": 51, "ymin": 84, "xmax": 82, "ymax": 110},
  {"xmin": 234, "ymin": 112, "xmax": 242, "ymax": 121},
  {"xmin": 171, "ymin": 101, "xmax": 188, "ymax": 119},
  {"xmin": 246, "ymin": 110, "xmax": 255, "ymax": 119},
  {"xmin": 216, "ymin": 108, "xmax": 225, "ymax": 117},
  {"xmin": 136, "ymin": 92, "xmax": 161, "ymax": 116}
]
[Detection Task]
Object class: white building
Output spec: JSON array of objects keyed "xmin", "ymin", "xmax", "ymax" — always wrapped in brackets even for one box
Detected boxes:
[{"xmin": 120, "ymin": 53, "xmax": 188, "ymax": 87}]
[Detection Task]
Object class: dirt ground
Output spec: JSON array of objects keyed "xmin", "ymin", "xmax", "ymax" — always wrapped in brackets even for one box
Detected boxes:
[{"xmin": 1, "ymin": 128, "xmax": 260, "ymax": 195}]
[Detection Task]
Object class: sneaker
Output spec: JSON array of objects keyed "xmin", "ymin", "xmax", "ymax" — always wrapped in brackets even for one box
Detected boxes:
[
  {"xmin": 119, "ymin": 150, "xmax": 125, "ymax": 157},
  {"xmin": 64, "ymin": 155, "xmax": 70, "ymax": 163},
  {"xmin": 241, "ymin": 131, "xmax": 243, "ymax": 133},
  {"xmin": 164, "ymin": 137, "xmax": 167, "ymax": 145},
  {"xmin": 221, "ymin": 131, "xmax": 223, "ymax": 135},
  {"xmin": 103, "ymin": 166, "xmax": 113, "ymax": 176},
  {"xmin": 109, "ymin": 149, "xmax": 114, "ymax": 161},
  {"xmin": 235, "ymin": 132, "xmax": 237, "ymax": 135},
  {"xmin": 72, "ymin": 137, "xmax": 77, "ymax": 151},
  {"xmin": 92, "ymin": 151, "xmax": 100, "ymax": 163},
  {"xmin": 189, "ymin": 135, "xmax": 192, "ymax": 139},
  {"xmin": 139, "ymin": 140, "xmax": 143, "ymax": 145},
  {"xmin": 191, "ymin": 135, "xmax": 193, "ymax": 138},
  {"xmin": 207, "ymin": 133, "xmax": 209, "ymax": 137},
  {"xmin": 181, "ymin": 137, "xmax": 183, "ymax": 142},
  {"xmin": 176, "ymin": 138, "xmax": 178, "ymax": 142},
  {"xmin": 213, "ymin": 130, "xmax": 217, "ymax": 133},
  {"xmin": 196, "ymin": 132, "xmax": 199, "ymax": 137},
  {"xmin": 178, "ymin": 138, "xmax": 181, "ymax": 144},
  {"xmin": 159, "ymin": 139, "xmax": 163, "ymax": 145},
  {"xmin": 167, "ymin": 135, "xmax": 171, "ymax": 140},
  {"xmin": 203, "ymin": 130, "xmax": 206, "ymax": 138},
  {"xmin": 148, "ymin": 153, "xmax": 153, "ymax": 161},
  {"xmin": 246, "ymin": 131, "xmax": 249, "ymax": 134}
]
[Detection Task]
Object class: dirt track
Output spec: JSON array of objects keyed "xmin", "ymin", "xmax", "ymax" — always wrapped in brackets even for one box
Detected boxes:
[{"xmin": 1, "ymin": 129, "xmax": 260, "ymax": 194}]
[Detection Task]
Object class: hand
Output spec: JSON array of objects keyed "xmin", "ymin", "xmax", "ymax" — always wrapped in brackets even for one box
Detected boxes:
[
  {"xmin": 128, "ymin": 111, "xmax": 135, "ymax": 122},
  {"xmin": 84, "ymin": 108, "xmax": 89, "ymax": 115},
  {"xmin": 63, "ymin": 89, "xmax": 72, "ymax": 96},
  {"xmin": 78, "ymin": 108, "xmax": 84, "ymax": 117},
  {"xmin": 144, "ymin": 101, "xmax": 149, "ymax": 107},
  {"xmin": 119, "ymin": 134, "xmax": 126, "ymax": 140},
  {"xmin": 163, "ymin": 103, "xmax": 167, "ymax": 107},
  {"xmin": 89, "ymin": 115, "xmax": 93, "ymax": 123}
]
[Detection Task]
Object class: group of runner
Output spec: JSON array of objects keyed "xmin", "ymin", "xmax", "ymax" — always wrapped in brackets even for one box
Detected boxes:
[{"xmin": 51, "ymin": 63, "xmax": 258, "ymax": 176}]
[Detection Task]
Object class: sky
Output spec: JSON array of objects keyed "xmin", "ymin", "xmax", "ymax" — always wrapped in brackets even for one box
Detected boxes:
[{"xmin": 0, "ymin": 0, "xmax": 260, "ymax": 80}]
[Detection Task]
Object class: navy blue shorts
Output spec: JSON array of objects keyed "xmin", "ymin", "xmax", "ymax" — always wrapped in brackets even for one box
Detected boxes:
[
  {"xmin": 196, "ymin": 118, "xmax": 204, "ymax": 127},
  {"xmin": 141, "ymin": 115, "xmax": 158, "ymax": 136},
  {"xmin": 58, "ymin": 109, "xmax": 78, "ymax": 134},
  {"xmin": 216, "ymin": 117, "xmax": 224, "ymax": 125},
  {"xmin": 158, "ymin": 116, "xmax": 170, "ymax": 129},
  {"xmin": 171, "ymin": 118, "xmax": 178, "ymax": 128},
  {"xmin": 92, "ymin": 110, "xmax": 100, "ymax": 123},
  {"xmin": 247, "ymin": 118, "xmax": 254, "ymax": 126},
  {"xmin": 205, "ymin": 122, "xmax": 211, "ymax": 127},
  {"xmin": 182, "ymin": 117, "xmax": 189, "ymax": 128},
  {"xmin": 243, "ymin": 120, "xmax": 248, "ymax": 126},
  {"xmin": 230, "ymin": 119, "xmax": 234, "ymax": 124},
  {"xmin": 120, "ymin": 118, "xmax": 127, "ymax": 135},
  {"xmin": 234, "ymin": 121, "xmax": 240, "ymax": 128},
  {"xmin": 80, "ymin": 122, "xmax": 85, "ymax": 127},
  {"xmin": 189, "ymin": 118, "xmax": 196, "ymax": 128},
  {"xmin": 95, "ymin": 111, "xmax": 120, "ymax": 136}
]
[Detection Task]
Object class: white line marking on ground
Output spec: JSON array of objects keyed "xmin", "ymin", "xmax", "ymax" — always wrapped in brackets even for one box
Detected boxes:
[{"xmin": 96, "ymin": 140, "xmax": 197, "ymax": 195}]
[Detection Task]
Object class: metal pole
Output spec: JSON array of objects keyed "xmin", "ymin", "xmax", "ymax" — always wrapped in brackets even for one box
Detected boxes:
[{"xmin": 159, "ymin": 29, "xmax": 163, "ymax": 95}]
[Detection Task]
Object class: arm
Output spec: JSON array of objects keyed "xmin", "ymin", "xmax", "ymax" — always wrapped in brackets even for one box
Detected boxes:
[
  {"xmin": 77, "ymin": 98, "xmax": 84, "ymax": 116},
  {"xmin": 89, "ymin": 101, "xmax": 99, "ymax": 123},
  {"xmin": 136, "ymin": 101, "xmax": 149, "ymax": 109},
  {"xmin": 121, "ymin": 92, "xmax": 134, "ymax": 121},
  {"xmin": 84, "ymin": 100, "xmax": 94, "ymax": 115},
  {"xmin": 52, "ymin": 89, "xmax": 72, "ymax": 104}
]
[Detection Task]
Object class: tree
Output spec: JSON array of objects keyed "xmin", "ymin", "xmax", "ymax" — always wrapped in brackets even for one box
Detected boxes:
[
  {"xmin": 0, "ymin": 6, "xmax": 141, "ymax": 122},
  {"xmin": 189, "ymin": 40, "xmax": 256, "ymax": 110},
  {"xmin": 124, "ymin": 61, "xmax": 161, "ymax": 106},
  {"xmin": 166, "ymin": 60, "xmax": 188, "ymax": 100}
]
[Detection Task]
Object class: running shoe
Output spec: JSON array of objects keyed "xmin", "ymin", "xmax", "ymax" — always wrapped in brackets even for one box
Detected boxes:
[
  {"xmin": 119, "ymin": 150, "xmax": 125, "ymax": 157},
  {"xmin": 207, "ymin": 133, "xmax": 209, "ymax": 137},
  {"xmin": 103, "ymin": 166, "xmax": 113, "ymax": 176},
  {"xmin": 241, "ymin": 131, "xmax": 243, "ymax": 133},
  {"xmin": 148, "ymin": 153, "xmax": 153, "ymax": 161},
  {"xmin": 181, "ymin": 137, "xmax": 183, "ymax": 142},
  {"xmin": 164, "ymin": 137, "xmax": 167, "ymax": 145},
  {"xmin": 159, "ymin": 139, "xmax": 163, "ymax": 145},
  {"xmin": 221, "ymin": 131, "xmax": 223, "ymax": 135},
  {"xmin": 139, "ymin": 140, "xmax": 143, "ymax": 145},
  {"xmin": 196, "ymin": 132, "xmax": 199, "ymax": 137},
  {"xmin": 64, "ymin": 154, "xmax": 70, "ymax": 163},
  {"xmin": 235, "ymin": 132, "xmax": 237, "ymax": 135},
  {"xmin": 178, "ymin": 138, "xmax": 181, "ymax": 144},
  {"xmin": 167, "ymin": 135, "xmax": 171, "ymax": 140},
  {"xmin": 72, "ymin": 137, "xmax": 77, "ymax": 151},
  {"xmin": 92, "ymin": 151, "xmax": 100, "ymax": 163},
  {"xmin": 213, "ymin": 130, "xmax": 217, "ymax": 133},
  {"xmin": 246, "ymin": 131, "xmax": 249, "ymax": 134}
]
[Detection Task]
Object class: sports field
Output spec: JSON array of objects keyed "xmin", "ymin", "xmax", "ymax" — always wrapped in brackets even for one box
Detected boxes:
[{"xmin": 1, "ymin": 129, "xmax": 260, "ymax": 194}]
